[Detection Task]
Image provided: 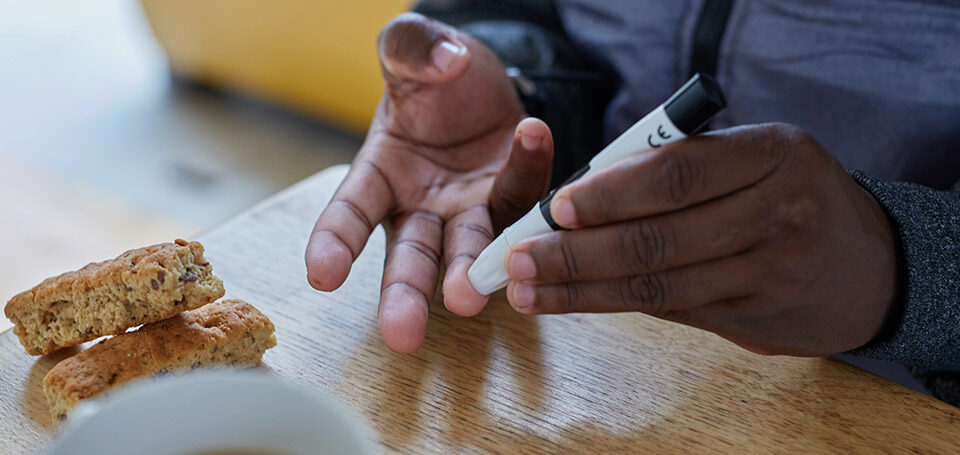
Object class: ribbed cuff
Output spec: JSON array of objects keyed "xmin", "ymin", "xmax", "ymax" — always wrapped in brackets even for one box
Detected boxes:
[{"xmin": 845, "ymin": 171, "xmax": 960, "ymax": 371}]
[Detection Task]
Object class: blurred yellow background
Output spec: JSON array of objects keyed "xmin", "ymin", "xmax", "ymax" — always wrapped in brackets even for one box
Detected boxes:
[{"xmin": 142, "ymin": 0, "xmax": 410, "ymax": 133}]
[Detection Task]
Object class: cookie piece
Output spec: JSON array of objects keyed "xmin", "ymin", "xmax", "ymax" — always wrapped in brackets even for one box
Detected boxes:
[
  {"xmin": 5, "ymin": 239, "xmax": 225, "ymax": 355},
  {"xmin": 42, "ymin": 299, "xmax": 277, "ymax": 421}
]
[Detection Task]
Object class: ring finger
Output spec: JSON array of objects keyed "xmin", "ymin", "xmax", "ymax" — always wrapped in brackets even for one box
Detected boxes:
[{"xmin": 506, "ymin": 250, "xmax": 757, "ymax": 315}]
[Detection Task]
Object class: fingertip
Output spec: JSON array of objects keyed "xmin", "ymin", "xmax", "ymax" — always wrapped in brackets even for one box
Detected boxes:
[
  {"xmin": 505, "ymin": 248, "xmax": 536, "ymax": 282},
  {"xmin": 379, "ymin": 284, "xmax": 429, "ymax": 353},
  {"xmin": 549, "ymin": 193, "xmax": 580, "ymax": 229},
  {"xmin": 428, "ymin": 40, "xmax": 470, "ymax": 78},
  {"xmin": 515, "ymin": 118, "xmax": 554, "ymax": 155},
  {"xmin": 506, "ymin": 281, "xmax": 536, "ymax": 314},
  {"xmin": 516, "ymin": 117, "xmax": 551, "ymax": 140},
  {"xmin": 519, "ymin": 130, "xmax": 541, "ymax": 151},
  {"xmin": 305, "ymin": 231, "xmax": 353, "ymax": 292},
  {"xmin": 441, "ymin": 260, "xmax": 488, "ymax": 316},
  {"xmin": 378, "ymin": 12, "xmax": 471, "ymax": 84},
  {"xmin": 490, "ymin": 118, "xmax": 555, "ymax": 232},
  {"xmin": 383, "ymin": 40, "xmax": 471, "ymax": 84}
]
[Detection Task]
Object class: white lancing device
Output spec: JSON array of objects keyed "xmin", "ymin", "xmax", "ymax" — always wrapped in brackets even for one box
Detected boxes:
[{"xmin": 467, "ymin": 73, "xmax": 727, "ymax": 295}]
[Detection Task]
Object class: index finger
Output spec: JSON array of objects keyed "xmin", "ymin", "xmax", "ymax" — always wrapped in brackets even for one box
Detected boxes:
[
  {"xmin": 306, "ymin": 161, "xmax": 395, "ymax": 291},
  {"xmin": 549, "ymin": 123, "xmax": 791, "ymax": 228}
]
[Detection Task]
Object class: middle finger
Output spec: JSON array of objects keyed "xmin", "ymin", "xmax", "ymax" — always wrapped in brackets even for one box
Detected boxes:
[
  {"xmin": 379, "ymin": 209, "xmax": 443, "ymax": 353},
  {"xmin": 508, "ymin": 186, "xmax": 767, "ymax": 284}
]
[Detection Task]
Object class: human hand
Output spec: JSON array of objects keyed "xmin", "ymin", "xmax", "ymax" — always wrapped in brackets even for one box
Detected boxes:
[
  {"xmin": 504, "ymin": 123, "xmax": 898, "ymax": 356},
  {"xmin": 305, "ymin": 13, "xmax": 554, "ymax": 353}
]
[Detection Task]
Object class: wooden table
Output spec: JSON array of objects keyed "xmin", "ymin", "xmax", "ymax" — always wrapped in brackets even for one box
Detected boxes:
[{"xmin": 2, "ymin": 165, "xmax": 958, "ymax": 453}]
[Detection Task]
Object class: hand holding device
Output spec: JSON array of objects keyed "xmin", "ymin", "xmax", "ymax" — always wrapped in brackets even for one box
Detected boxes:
[
  {"xmin": 469, "ymin": 73, "xmax": 727, "ymax": 295},
  {"xmin": 500, "ymin": 123, "xmax": 899, "ymax": 356}
]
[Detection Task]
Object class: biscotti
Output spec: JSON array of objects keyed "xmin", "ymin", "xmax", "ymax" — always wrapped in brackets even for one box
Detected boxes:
[
  {"xmin": 43, "ymin": 299, "xmax": 276, "ymax": 420},
  {"xmin": 5, "ymin": 239, "xmax": 225, "ymax": 355}
]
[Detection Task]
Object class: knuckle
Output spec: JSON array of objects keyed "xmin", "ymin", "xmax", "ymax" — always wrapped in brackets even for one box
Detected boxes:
[
  {"xmin": 332, "ymin": 199, "xmax": 374, "ymax": 232},
  {"xmin": 622, "ymin": 221, "xmax": 670, "ymax": 271},
  {"xmin": 595, "ymin": 184, "xmax": 618, "ymax": 222},
  {"xmin": 391, "ymin": 238, "xmax": 441, "ymax": 269},
  {"xmin": 660, "ymin": 153, "xmax": 704, "ymax": 206},
  {"xmin": 621, "ymin": 274, "xmax": 669, "ymax": 313},
  {"xmin": 560, "ymin": 282, "xmax": 583, "ymax": 311},
  {"xmin": 567, "ymin": 184, "xmax": 611, "ymax": 225},
  {"xmin": 762, "ymin": 123, "xmax": 822, "ymax": 167},
  {"xmin": 773, "ymin": 123, "xmax": 814, "ymax": 147},
  {"xmin": 457, "ymin": 221, "xmax": 493, "ymax": 242},
  {"xmin": 492, "ymin": 187, "xmax": 533, "ymax": 220},
  {"xmin": 768, "ymin": 191, "xmax": 822, "ymax": 236},
  {"xmin": 764, "ymin": 122, "xmax": 804, "ymax": 140},
  {"xmin": 409, "ymin": 209, "xmax": 442, "ymax": 226},
  {"xmin": 557, "ymin": 240, "xmax": 581, "ymax": 280}
]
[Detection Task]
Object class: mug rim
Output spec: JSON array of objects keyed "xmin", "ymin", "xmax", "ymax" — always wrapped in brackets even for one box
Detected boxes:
[{"xmin": 47, "ymin": 371, "xmax": 379, "ymax": 455}]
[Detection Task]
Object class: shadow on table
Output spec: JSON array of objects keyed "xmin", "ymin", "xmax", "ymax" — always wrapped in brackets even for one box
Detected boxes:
[
  {"xmin": 349, "ymin": 309, "xmax": 960, "ymax": 452},
  {"xmin": 347, "ymin": 292, "xmax": 545, "ymax": 451}
]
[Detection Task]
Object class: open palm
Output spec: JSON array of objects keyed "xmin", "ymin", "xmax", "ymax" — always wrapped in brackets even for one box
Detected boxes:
[{"xmin": 305, "ymin": 13, "xmax": 553, "ymax": 352}]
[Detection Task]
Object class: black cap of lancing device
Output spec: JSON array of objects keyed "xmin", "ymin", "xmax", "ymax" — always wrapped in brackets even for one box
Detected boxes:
[{"xmin": 664, "ymin": 73, "xmax": 727, "ymax": 135}]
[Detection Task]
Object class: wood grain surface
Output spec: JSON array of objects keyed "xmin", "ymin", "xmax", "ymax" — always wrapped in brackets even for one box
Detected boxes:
[{"xmin": 2, "ymin": 164, "xmax": 958, "ymax": 454}]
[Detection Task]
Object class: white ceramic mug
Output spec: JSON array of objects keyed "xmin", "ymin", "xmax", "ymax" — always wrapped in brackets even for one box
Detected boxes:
[{"xmin": 47, "ymin": 372, "xmax": 379, "ymax": 455}]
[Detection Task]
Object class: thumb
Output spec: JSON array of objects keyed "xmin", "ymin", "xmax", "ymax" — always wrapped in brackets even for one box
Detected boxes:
[
  {"xmin": 489, "ymin": 118, "xmax": 555, "ymax": 233},
  {"xmin": 377, "ymin": 12, "xmax": 471, "ymax": 85}
]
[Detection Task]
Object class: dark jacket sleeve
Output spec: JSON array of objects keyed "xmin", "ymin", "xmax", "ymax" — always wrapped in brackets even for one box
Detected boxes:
[
  {"xmin": 413, "ymin": 0, "xmax": 617, "ymax": 186},
  {"xmin": 847, "ymin": 172, "xmax": 960, "ymax": 401}
]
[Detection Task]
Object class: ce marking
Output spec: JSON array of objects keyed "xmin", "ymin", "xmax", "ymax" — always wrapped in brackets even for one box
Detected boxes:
[{"xmin": 647, "ymin": 125, "xmax": 672, "ymax": 148}]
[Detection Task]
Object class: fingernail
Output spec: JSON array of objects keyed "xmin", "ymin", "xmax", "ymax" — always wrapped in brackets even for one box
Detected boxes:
[
  {"xmin": 520, "ymin": 131, "xmax": 540, "ymax": 151},
  {"xmin": 551, "ymin": 196, "xmax": 579, "ymax": 228},
  {"xmin": 432, "ymin": 40, "xmax": 463, "ymax": 72},
  {"xmin": 507, "ymin": 251, "xmax": 536, "ymax": 281},
  {"xmin": 511, "ymin": 283, "xmax": 535, "ymax": 309}
]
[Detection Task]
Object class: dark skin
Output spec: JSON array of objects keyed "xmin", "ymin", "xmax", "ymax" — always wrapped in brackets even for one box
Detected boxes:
[
  {"xmin": 305, "ymin": 13, "xmax": 554, "ymax": 353},
  {"xmin": 306, "ymin": 13, "xmax": 899, "ymax": 356},
  {"xmin": 505, "ymin": 124, "xmax": 899, "ymax": 356}
]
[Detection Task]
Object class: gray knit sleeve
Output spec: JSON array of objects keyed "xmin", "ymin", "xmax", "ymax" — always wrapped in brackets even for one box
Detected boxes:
[{"xmin": 846, "ymin": 171, "xmax": 960, "ymax": 371}]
